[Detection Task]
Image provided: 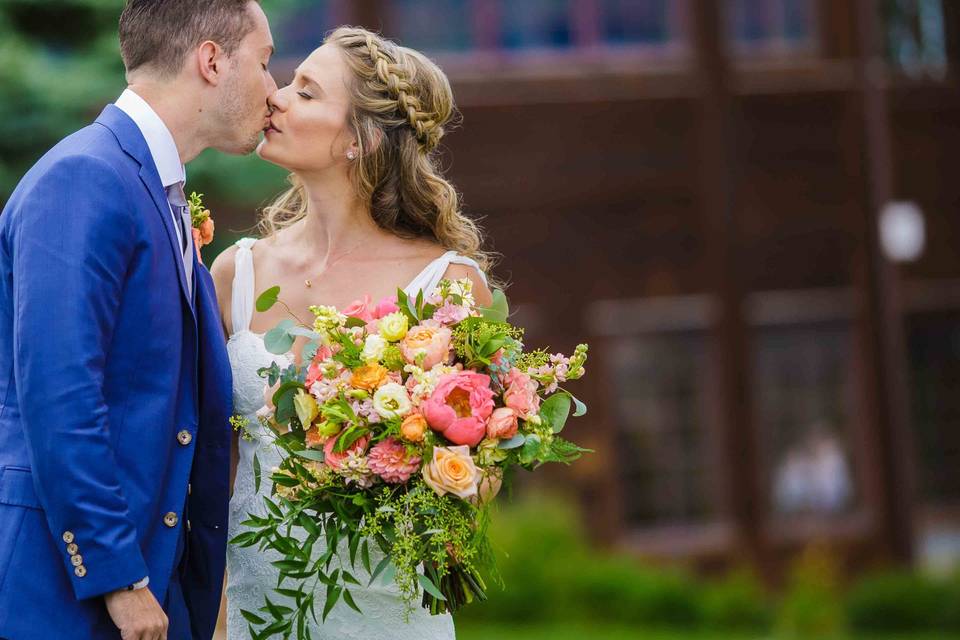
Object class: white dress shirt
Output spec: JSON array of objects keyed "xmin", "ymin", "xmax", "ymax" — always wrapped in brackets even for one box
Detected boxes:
[{"xmin": 114, "ymin": 88, "xmax": 193, "ymax": 296}]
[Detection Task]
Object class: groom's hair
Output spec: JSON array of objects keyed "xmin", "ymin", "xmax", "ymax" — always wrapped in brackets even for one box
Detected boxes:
[{"xmin": 119, "ymin": 0, "xmax": 259, "ymax": 79}]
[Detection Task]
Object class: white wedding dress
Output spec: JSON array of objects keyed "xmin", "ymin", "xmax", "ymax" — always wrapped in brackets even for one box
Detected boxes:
[{"xmin": 225, "ymin": 237, "xmax": 486, "ymax": 639}]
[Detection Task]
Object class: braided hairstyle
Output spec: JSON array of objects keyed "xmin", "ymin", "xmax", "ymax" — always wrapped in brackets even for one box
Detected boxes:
[{"xmin": 259, "ymin": 26, "xmax": 492, "ymax": 272}]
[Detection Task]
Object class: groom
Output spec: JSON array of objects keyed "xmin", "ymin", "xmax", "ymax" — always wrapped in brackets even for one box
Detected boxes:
[{"xmin": 0, "ymin": 1, "xmax": 276, "ymax": 638}]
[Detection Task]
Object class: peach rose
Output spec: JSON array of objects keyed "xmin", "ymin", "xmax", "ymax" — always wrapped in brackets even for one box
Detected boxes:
[
  {"xmin": 504, "ymin": 368, "xmax": 541, "ymax": 417},
  {"xmin": 422, "ymin": 445, "xmax": 481, "ymax": 500},
  {"xmin": 350, "ymin": 363, "xmax": 390, "ymax": 392},
  {"xmin": 400, "ymin": 324, "xmax": 452, "ymax": 370},
  {"xmin": 485, "ymin": 407, "xmax": 519, "ymax": 440},
  {"xmin": 400, "ymin": 413, "xmax": 428, "ymax": 443}
]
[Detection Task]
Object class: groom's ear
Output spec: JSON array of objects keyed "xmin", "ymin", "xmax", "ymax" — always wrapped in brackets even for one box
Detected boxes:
[{"xmin": 196, "ymin": 40, "xmax": 226, "ymax": 85}]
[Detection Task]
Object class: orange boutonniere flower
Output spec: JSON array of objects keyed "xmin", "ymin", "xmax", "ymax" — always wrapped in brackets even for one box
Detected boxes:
[{"xmin": 187, "ymin": 191, "xmax": 215, "ymax": 258}]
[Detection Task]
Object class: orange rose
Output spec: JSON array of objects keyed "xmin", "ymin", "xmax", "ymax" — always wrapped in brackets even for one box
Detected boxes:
[
  {"xmin": 400, "ymin": 413, "xmax": 427, "ymax": 443},
  {"xmin": 350, "ymin": 363, "xmax": 390, "ymax": 392},
  {"xmin": 199, "ymin": 215, "xmax": 214, "ymax": 245}
]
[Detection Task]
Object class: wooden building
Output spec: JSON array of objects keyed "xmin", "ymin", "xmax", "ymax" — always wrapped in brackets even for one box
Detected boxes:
[{"xmin": 261, "ymin": 0, "xmax": 960, "ymax": 578}]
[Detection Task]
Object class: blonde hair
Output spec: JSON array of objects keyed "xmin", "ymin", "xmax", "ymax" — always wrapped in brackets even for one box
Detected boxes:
[{"xmin": 258, "ymin": 26, "xmax": 493, "ymax": 272}]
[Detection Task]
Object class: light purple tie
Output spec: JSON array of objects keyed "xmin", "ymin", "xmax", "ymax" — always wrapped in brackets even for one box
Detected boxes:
[{"xmin": 165, "ymin": 182, "xmax": 194, "ymax": 299}]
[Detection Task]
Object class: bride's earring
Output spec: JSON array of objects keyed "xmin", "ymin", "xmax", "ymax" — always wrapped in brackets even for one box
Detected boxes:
[{"xmin": 346, "ymin": 150, "xmax": 357, "ymax": 161}]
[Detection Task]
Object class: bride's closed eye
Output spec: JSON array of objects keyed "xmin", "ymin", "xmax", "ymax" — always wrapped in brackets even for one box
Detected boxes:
[{"xmin": 297, "ymin": 91, "xmax": 314, "ymax": 100}]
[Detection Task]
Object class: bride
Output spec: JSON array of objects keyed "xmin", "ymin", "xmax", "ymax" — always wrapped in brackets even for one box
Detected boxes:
[{"xmin": 211, "ymin": 26, "xmax": 493, "ymax": 639}]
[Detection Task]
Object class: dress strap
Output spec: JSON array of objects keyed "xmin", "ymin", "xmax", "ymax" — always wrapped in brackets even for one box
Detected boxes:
[
  {"xmin": 403, "ymin": 250, "xmax": 488, "ymax": 299},
  {"xmin": 231, "ymin": 237, "xmax": 258, "ymax": 335}
]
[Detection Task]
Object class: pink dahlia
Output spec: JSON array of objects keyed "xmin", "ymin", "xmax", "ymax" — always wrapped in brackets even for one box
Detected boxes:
[
  {"xmin": 421, "ymin": 371, "xmax": 495, "ymax": 447},
  {"xmin": 367, "ymin": 438, "xmax": 422, "ymax": 484}
]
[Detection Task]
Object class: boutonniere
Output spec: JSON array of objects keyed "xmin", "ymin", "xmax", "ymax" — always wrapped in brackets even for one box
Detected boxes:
[{"xmin": 187, "ymin": 191, "xmax": 215, "ymax": 259}]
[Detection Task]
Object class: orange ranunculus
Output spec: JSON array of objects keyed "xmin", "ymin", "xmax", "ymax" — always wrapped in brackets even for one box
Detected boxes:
[{"xmin": 350, "ymin": 363, "xmax": 390, "ymax": 392}]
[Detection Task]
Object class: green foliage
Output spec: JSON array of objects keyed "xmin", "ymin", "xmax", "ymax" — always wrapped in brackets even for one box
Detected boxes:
[
  {"xmin": 699, "ymin": 568, "xmax": 773, "ymax": 631},
  {"xmin": 0, "ymin": 0, "xmax": 293, "ymax": 204},
  {"xmin": 847, "ymin": 569, "xmax": 960, "ymax": 633}
]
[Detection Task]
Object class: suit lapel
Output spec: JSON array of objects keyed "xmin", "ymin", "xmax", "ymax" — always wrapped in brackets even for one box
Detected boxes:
[{"xmin": 96, "ymin": 105, "xmax": 196, "ymax": 323}]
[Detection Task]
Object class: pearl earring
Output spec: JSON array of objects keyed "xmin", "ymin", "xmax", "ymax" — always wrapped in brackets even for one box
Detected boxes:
[{"xmin": 347, "ymin": 150, "xmax": 357, "ymax": 160}]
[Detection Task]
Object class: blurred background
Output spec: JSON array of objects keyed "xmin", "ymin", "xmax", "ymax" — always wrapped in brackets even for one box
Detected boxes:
[{"xmin": 3, "ymin": 0, "xmax": 960, "ymax": 638}]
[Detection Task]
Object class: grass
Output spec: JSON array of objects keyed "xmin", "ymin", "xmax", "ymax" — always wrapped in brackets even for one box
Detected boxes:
[{"xmin": 455, "ymin": 622, "xmax": 960, "ymax": 640}]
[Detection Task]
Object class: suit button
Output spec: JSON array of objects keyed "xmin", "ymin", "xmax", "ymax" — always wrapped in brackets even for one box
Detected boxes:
[
  {"xmin": 177, "ymin": 430, "xmax": 193, "ymax": 446},
  {"xmin": 62, "ymin": 531, "xmax": 75, "ymax": 544},
  {"xmin": 163, "ymin": 512, "xmax": 179, "ymax": 528},
  {"xmin": 70, "ymin": 554, "xmax": 84, "ymax": 567},
  {"xmin": 66, "ymin": 543, "xmax": 78, "ymax": 555},
  {"xmin": 74, "ymin": 565, "xmax": 87, "ymax": 578}
]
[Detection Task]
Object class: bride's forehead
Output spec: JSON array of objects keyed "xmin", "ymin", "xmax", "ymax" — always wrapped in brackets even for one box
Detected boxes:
[{"xmin": 300, "ymin": 46, "xmax": 348, "ymax": 84}]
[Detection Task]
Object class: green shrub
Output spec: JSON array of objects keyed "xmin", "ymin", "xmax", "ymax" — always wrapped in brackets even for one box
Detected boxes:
[
  {"xmin": 700, "ymin": 568, "xmax": 773, "ymax": 631},
  {"xmin": 847, "ymin": 569, "xmax": 959, "ymax": 632}
]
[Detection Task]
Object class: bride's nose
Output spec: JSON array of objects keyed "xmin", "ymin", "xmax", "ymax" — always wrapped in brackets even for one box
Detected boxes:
[{"xmin": 267, "ymin": 88, "xmax": 287, "ymax": 113}]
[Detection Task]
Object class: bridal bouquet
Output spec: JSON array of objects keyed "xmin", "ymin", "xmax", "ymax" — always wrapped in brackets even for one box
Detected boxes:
[{"xmin": 232, "ymin": 278, "xmax": 589, "ymax": 637}]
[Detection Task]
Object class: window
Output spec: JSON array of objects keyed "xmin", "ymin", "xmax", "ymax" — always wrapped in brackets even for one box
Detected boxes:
[
  {"xmin": 884, "ymin": 0, "xmax": 948, "ymax": 75},
  {"xmin": 384, "ymin": 0, "xmax": 688, "ymax": 57},
  {"xmin": 752, "ymin": 320, "xmax": 857, "ymax": 517},
  {"xmin": 608, "ymin": 329, "xmax": 718, "ymax": 526},
  {"xmin": 908, "ymin": 310, "xmax": 960, "ymax": 505},
  {"xmin": 728, "ymin": 0, "xmax": 817, "ymax": 53}
]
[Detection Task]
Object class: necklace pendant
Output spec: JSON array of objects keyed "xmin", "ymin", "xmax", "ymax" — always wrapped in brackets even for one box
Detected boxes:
[{"xmin": 305, "ymin": 279, "xmax": 312, "ymax": 288}]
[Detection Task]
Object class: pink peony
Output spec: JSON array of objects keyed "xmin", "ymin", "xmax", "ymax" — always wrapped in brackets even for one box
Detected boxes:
[
  {"xmin": 373, "ymin": 295, "xmax": 400, "ymax": 319},
  {"xmin": 486, "ymin": 407, "xmax": 519, "ymax": 440},
  {"xmin": 324, "ymin": 435, "xmax": 369, "ymax": 471},
  {"xmin": 432, "ymin": 301, "xmax": 470, "ymax": 326},
  {"xmin": 343, "ymin": 295, "xmax": 374, "ymax": 322},
  {"xmin": 400, "ymin": 324, "xmax": 452, "ymax": 370},
  {"xmin": 367, "ymin": 438, "xmax": 422, "ymax": 484},
  {"xmin": 504, "ymin": 368, "xmax": 541, "ymax": 418},
  {"xmin": 421, "ymin": 371, "xmax": 495, "ymax": 447}
]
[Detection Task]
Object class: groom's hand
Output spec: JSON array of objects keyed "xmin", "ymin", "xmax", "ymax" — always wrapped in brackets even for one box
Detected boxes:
[{"xmin": 105, "ymin": 587, "xmax": 169, "ymax": 640}]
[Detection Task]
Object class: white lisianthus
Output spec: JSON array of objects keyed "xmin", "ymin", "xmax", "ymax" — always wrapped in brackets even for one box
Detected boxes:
[
  {"xmin": 372, "ymin": 382, "xmax": 413, "ymax": 420},
  {"xmin": 379, "ymin": 311, "xmax": 409, "ymax": 342},
  {"xmin": 361, "ymin": 334, "xmax": 387, "ymax": 363}
]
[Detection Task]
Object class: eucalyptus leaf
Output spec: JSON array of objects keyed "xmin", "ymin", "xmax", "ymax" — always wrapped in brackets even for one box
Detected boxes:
[
  {"xmin": 255, "ymin": 285, "xmax": 280, "ymax": 312},
  {"xmin": 264, "ymin": 319, "xmax": 296, "ymax": 354},
  {"xmin": 540, "ymin": 392, "xmax": 573, "ymax": 434},
  {"xmin": 480, "ymin": 289, "xmax": 509, "ymax": 322},
  {"xmin": 497, "ymin": 434, "xmax": 526, "ymax": 449}
]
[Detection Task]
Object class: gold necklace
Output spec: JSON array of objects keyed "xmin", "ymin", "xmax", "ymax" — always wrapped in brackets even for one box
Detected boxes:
[{"xmin": 303, "ymin": 239, "xmax": 367, "ymax": 288}]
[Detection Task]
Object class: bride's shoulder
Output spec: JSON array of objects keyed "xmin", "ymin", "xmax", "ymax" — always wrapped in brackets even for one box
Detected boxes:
[
  {"xmin": 442, "ymin": 261, "xmax": 493, "ymax": 307},
  {"xmin": 210, "ymin": 242, "xmax": 240, "ymax": 291}
]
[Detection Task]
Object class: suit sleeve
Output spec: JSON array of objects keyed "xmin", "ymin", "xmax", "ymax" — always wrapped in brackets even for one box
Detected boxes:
[{"xmin": 11, "ymin": 154, "xmax": 149, "ymax": 600}]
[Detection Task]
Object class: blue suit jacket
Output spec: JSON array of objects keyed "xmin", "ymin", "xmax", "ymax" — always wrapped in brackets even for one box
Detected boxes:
[{"xmin": 0, "ymin": 105, "xmax": 233, "ymax": 639}]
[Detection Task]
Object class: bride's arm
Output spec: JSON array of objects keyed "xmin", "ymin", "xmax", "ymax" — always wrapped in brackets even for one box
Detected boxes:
[
  {"xmin": 210, "ymin": 246, "xmax": 240, "ymax": 497},
  {"xmin": 441, "ymin": 263, "xmax": 493, "ymax": 308}
]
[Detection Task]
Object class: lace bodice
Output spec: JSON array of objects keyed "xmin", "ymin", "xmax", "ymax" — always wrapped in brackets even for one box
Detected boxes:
[{"xmin": 225, "ymin": 238, "xmax": 485, "ymax": 639}]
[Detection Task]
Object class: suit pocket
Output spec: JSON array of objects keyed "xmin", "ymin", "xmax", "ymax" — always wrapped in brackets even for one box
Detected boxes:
[{"xmin": 0, "ymin": 466, "xmax": 41, "ymax": 592}]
